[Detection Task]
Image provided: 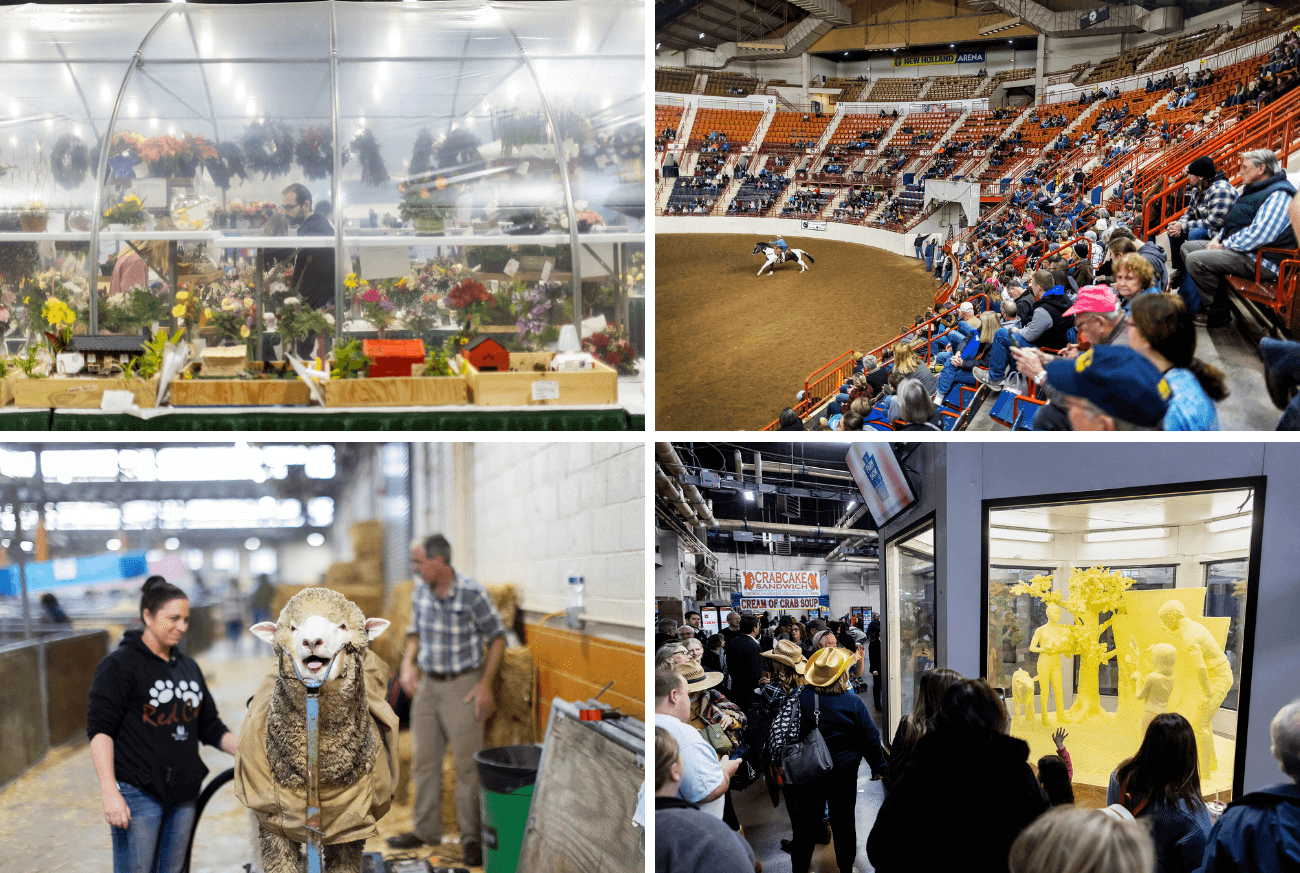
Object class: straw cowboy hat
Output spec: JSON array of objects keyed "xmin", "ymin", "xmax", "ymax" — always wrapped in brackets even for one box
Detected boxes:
[
  {"xmin": 673, "ymin": 660, "xmax": 723, "ymax": 693},
  {"xmin": 802, "ymin": 646, "xmax": 860, "ymax": 689},
  {"xmin": 760, "ymin": 639, "xmax": 807, "ymax": 672}
]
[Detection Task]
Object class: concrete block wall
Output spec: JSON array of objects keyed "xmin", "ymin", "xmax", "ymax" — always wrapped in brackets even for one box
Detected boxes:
[{"xmin": 410, "ymin": 443, "xmax": 644, "ymax": 648}]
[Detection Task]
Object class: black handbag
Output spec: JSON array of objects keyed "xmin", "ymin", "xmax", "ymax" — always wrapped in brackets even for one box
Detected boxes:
[{"xmin": 777, "ymin": 693, "xmax": 833, "ymax": 786}]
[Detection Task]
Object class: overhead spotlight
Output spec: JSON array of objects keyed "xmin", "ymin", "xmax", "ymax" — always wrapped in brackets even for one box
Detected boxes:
[
  {"xmin": 844, "ymin": 51, "xmax": 849, "ymax": 56},
  {"xmin": 20, "ymin": 541, "xmax": 32, "ymax": 552},
  {"xmin": 307, "ymin": 533, "xmax": 325, "ymax": 547},
  {"xmin": 656, "ymin": 42, "xmax": 661, "ymax": 50},
  {"xmin": 846, "ymin": 500, "xmax": 857, "ymax": 511},
  {"xmin": 245, "ymin": 537, "xmax": 261, "ymax": 551},
  {"xmin": 106, "ymin": 538, "xmax": 122, "ymax": 551},
  {"xmin": 950, "ymin": 44, "xmax": 955, "ymax": 48},
  {"xmin": 165, "ymin": 537, "xmax": 179, "ymax": 550},
  {"xmin": 744, "ymin": 491, "xmax": 755, "ymax": 501},
  {"xmin": 699, "ymin": 32, "xmax": 705, "ymax": 39}
]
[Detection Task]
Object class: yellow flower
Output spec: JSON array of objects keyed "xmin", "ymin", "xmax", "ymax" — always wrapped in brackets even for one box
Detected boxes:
[
  {"xmin": 243, "ymin": 297, "xmax": 254, "ymax": 307},
  {"xmin": 344, "ymin": 273, "xmax": 359, "ymax": 291},
  {"xmin": 172, "ymin": 304, "xmax": 185, "ymax": 317},
  {"xmin": 204, "ymin": 308, "xmax": 212, "ymax": 319},
  {"xmin": 176, "ymin": 290, "xmax": 188, "ymax": 301},
  {"xmin": 240, "ymin": 325, "xmax": 250, "ymax": 338}
]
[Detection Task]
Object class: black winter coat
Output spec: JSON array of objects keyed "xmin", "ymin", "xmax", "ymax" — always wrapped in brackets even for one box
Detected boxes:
[{"xmin": 867, "ymin": 729, "xmax": 1049, "ymax": 873}]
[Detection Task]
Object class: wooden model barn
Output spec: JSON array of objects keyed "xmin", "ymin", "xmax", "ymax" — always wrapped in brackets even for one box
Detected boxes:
[
  {"xmin": 464, "ymin": 335, "xmax": 509, "ymax": 372},
  {"xmin": 68, "ymin": 336, "xmax": 146, "ymax": 374}
]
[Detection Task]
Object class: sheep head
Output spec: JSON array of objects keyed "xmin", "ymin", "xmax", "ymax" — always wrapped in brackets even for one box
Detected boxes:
[{"xmin": 250, "ymin": 587, "xmax": 390, "ymax": 683}]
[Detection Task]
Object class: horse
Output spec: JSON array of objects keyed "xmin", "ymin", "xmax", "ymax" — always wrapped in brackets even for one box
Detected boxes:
[{"xmin": 753, "ymin": 242, "xmax": 815, "ymax": 276}]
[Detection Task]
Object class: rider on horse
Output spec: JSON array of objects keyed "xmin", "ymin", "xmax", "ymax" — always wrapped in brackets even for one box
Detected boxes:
[{"xmin": 769, "ymin": 237, "xmax": 790, "ymax": 261}]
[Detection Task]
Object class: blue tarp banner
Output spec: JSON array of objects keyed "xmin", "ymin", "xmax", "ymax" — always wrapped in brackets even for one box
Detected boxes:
[{"xmin": 0, "ymin": 550, "xmax": 149, "ymax": 596}]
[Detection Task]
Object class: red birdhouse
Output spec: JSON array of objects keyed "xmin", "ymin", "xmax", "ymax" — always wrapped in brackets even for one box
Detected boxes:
[
  {"xmin": 362, "ymin": 339, "xmax": 425, "ymax": 378},
  {"xmin": 464, "ymin": 336, "xmax": 510, "ymax": 372}
]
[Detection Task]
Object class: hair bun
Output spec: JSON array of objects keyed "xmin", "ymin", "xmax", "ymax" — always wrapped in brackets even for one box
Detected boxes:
[{"xmin": 142, "ymin": 574, "xmax": 168, "ymax": 593}]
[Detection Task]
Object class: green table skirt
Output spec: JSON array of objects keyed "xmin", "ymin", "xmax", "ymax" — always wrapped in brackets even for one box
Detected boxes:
[{"xmin": 32, "ymin": 407, "xmax": 641, "ymax": 432}]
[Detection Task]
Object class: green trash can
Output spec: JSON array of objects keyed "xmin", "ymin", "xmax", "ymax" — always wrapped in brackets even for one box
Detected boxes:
[{"xmin": 474, "ymin": 745, "xmax": 542, "ymax": 873}]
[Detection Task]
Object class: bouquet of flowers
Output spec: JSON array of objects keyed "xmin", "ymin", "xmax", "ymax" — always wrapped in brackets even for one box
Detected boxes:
[
  {"xmin": 576, "ymin": 209, "xmax": 605, "ymax": 232},
  {"xmin": 355, "ymin": 284, "xmax": 395, "ymax": 334},
  {"xmin": 99, "ymin": 285, "xmax": 167, "ymax": 335},
  {"xmin": 511, "ymin": 281, "xmax": 566, "ymax": 347},
  {"xmin": 274, "ymin": 297, "xmax": 331, "ymax": 352},
  {"xmin": 41, "ymin": 297, "xmax": 76, "ymax": 354},
  {"xmin": 138, "ymin": 133, "xmax": 217, "ymax": 178},
  {"xmin": 102, "ymin": 193, "xmax": 146, "ymax": 227},
  {"xmin": 170, "ymin": 285, "xmax": 208, "ymax": 341},
  {"xmin": 209, "ymin": 286, "xmax": 257, "ymax": 351},
  {"xmin": 446, "ymin": 277, "xmax": 494, "ymax": 335},
  {"xmin": 583, "ymin": 327, "xmax": 638, "ymax": 375}
]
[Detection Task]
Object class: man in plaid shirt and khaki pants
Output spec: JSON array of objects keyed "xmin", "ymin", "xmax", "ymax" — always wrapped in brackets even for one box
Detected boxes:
[{"xmin": 388, "ymin": 534, "xmax": 507, "ymax": 867}]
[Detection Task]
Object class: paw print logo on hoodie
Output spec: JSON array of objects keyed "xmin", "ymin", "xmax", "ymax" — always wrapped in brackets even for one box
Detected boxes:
[{"xmin": 149, "ymin": 679, "xmax": 176, "ymax": 706}]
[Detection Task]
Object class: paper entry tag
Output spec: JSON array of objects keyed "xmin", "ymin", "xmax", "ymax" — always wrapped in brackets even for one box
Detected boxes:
[
  {"xmin": 531, "ymin": 380, "xmax": 560, "ymax": 401},
  {"xmin": 503, "ymin": 258, "xmax": 520, "ymax": 277}
]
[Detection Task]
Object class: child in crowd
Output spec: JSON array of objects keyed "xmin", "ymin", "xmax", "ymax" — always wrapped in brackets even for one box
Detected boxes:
[{"xmin": 1037, "ymin": 727, "xmax": 1075, "ymax": 806}]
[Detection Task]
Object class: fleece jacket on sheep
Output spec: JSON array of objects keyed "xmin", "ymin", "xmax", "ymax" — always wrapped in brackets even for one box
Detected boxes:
[
  {"xmin": 234, "ymin": 648, "xmax": 399, "ymax": 845},
  {"xmin": 86, "ymin": 629, "xmax": 230, "ymax": 804}
]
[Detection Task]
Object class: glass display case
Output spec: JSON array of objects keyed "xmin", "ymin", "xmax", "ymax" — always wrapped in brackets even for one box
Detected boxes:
[
  {"xmin": 0, "ymin": 2, "xmax": 644, "ymax": 376},
  {"xmin": 984, "ymin": 484, "xmax": 1262, "ymax": 796},
  {"xmin": 885, "ymin": 518, "xmax": 936, "ymax": 736}
]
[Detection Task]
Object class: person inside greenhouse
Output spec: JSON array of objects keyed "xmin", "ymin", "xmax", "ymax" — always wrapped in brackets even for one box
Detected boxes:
[{"xmin": 266, "ymin": 183, "xmax": 335, "ymax": 357}]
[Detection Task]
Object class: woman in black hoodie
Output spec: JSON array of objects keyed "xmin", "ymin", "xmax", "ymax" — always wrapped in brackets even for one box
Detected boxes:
[
  {"xmin": 87, "ymin": 576, "xmax": 237, "ymax": 873},
  {"xmin": 868, "ymin": 679, "xmax": 1049, "ymax": 873}
]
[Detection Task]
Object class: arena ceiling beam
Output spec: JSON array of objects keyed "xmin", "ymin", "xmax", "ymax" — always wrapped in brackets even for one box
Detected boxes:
[{"xmin": 975, "ymin": 0, "xmax": 1182, "ymax": 37}]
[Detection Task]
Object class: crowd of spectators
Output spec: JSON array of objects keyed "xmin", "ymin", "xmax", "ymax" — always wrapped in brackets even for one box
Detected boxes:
[{"xmin": 656, "ymin": 599, "xmax": 1300, "ymax": 873}]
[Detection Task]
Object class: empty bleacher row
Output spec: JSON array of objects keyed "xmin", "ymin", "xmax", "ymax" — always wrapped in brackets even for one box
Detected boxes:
[
  {"xmin": 762, "ymin": 111, "xmax": 832, "ymax": 152},
  {"xmin": 977, "ymin": 67, "xmax": 1035, "ymax": 97},
  {"xmin": 927, "ymin": 74, "xmax": 986, "ymax": 101},
  {"xmin": 688, "ymin": 108, "xmax": 763, "ymax": 149},
  {"xmin": 866, "ymin": 76, "xmax": 926, "ymax": 102},
  {"xmin": 823, "ymin": 76, "xmax": 871, "ymax": 102},
  {"xmin": 828, "ymin": 114, "xmax": 895, "ymax": 148}
]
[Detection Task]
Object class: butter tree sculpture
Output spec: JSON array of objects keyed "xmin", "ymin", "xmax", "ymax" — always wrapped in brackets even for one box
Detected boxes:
[{"xmin": 1012, "ymin": 567, "xmax": 1135, "ymax": 723}]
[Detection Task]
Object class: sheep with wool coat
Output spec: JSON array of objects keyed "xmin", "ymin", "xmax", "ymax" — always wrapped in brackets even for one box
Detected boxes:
[{"xmin": 234, "ymin": 587, "xmax": 398, "ymax": 873}]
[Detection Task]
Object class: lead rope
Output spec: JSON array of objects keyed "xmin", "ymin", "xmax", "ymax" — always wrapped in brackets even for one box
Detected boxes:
[{"xmin": 274, "ymin": 644, "xmax": 342, "ymax": 873}]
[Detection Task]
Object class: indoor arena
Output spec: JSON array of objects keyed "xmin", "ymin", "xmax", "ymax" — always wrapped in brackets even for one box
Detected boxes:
[{"xmin": 656, "ymin": 0, "xmax": 1300, "ymax": 432}]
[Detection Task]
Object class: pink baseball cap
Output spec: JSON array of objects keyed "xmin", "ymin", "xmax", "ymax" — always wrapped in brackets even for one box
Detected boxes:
[{"xmin": 1064, "ymin": 284, "xmax": 1119, "ymax": 316}]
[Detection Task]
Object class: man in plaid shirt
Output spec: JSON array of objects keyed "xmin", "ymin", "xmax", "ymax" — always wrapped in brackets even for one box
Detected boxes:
[
  {"xmin": 1166, "ymin": 156, "xmax": 1238, "ymax": 311},
  {"xmin": 387, "ymin": 534, "xmax": 506, "ymax": 867}
]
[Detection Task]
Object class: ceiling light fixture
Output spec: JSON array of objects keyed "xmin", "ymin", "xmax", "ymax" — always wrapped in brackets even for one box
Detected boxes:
[
  {"xmin": 1206, "ymin": 515, "xmax": 1252, "ymax": 533},
  {"xmin": 1083, "ymin": 527, "xmax": 1169, "ymax": 543},
  {"xmin": 989, "ymin": 527, "xmax": 1053, "ymax": 543},
  {"xmin": 744, "ymin": 491, "xmax": 755, "ymax": 501}
]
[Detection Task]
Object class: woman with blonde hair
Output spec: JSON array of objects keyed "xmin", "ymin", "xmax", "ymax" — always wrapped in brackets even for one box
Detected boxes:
[
  {"xmin": 1009, "ymin": 805, "xmax": 1155, "ymax": 873},
  {"xmin": 887, "ymin": 340, "xmax": 937, "ymax": 398},
  {"xmin": 930, "ymin": 310, "xmax": 1002, "ymax": 405},
  {"xmin": 655, "ymin": 642, "xmax": 689, "ymax": 671}
]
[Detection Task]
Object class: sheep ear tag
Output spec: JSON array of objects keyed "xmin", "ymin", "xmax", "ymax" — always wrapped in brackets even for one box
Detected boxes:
[
  {"xmin": 250, "ymin": 622, "xmax": 278, "ymax": 644},
  {"xmin": 364, "ymin": 618, "xmax": 391, "ymax": 640}
]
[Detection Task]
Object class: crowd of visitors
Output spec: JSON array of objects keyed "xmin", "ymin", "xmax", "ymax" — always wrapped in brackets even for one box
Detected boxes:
[{"xmin": 656, "ymin": 605, "xmax": 1300, "ymax": 873}]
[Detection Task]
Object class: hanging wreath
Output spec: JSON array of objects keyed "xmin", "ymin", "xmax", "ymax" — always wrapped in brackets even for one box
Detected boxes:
[
  {"xmin": 408, "ymin": 128, "xmax": 434, "ymax": 180},
  {"xmin": 240, "ymin": 120, "xmax": 295, "ymax": 178},
  {"xmin": 350, "ymin": 128, "xmax": 389, "ymax": 187},
  {"xmin": 50, "ymin": 133, "xmax": 90, "ymax": 190},
  {"xmin": 296, "ymin": 127, "xmax": 346, "ymax": 181},
  {"xmin": 206, "ymin": 141, "xmax": 248, "ymax": 190}
]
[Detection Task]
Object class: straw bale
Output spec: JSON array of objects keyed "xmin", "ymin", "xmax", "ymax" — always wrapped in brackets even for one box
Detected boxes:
[
  {"xmin": 485, "ymin": 582, "xmax": 518, "ymax": 631},
  {"xmin": 371, "ymin": 579, "xmax": 415, "ymax": 672},
  {"xmin": 352, "ymin": 520, "xmax": 383, "ymax": 558}
]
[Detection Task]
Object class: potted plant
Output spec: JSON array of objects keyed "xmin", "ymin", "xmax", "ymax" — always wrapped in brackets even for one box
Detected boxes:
[
  {"xmin": 17, "ymin": 202, "xmax": 49, "ymax": 233},
  {"xmin": 102, "ymin": 193, "xmax": 147, "ymax": 229},
  {"xmin": 397, "ymin": 182, "xmax": 452, "ymax": 234}
]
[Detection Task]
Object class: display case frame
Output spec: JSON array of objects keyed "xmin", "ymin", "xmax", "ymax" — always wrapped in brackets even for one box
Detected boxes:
[
  {"xmin": 979, "ymin": 477, "xmax": 1267, "ymax": 798},
  {"xmin": 0, "ymin": 1, "xmax": 645, "ymax": 362},
  {"xmin": 882, "ymin": 511, "xmax": 937, "ymax": 742}
]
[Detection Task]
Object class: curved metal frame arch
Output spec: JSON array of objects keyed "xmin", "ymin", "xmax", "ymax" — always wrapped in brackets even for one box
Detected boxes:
[
  {"xmin": 496, "ymin": 10, "xmax": 585, "ymax": 333},
  {"xmin": 86, "ymin": 4, "xmax": 184, "ymax": 333}
]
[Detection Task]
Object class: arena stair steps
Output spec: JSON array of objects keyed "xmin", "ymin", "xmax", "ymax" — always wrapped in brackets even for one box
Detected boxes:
[
  {"xmin": 814, "ymin": 106, "xmax": 846, "ymax": 152},
  {"xmin": 678, "ymin": 103, "xmax": 700, "ymax": 144},
  {"xmin": 748, "ymin": 106, "xmax": 778, "ymax": 152},
  {"xmin": 692, "ymin": 73, "xmax": 707, "ymax": 95}
]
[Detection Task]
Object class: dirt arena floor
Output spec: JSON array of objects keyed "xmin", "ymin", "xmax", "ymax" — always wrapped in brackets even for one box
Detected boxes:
[{"xmin": 657, "ymin": 233, "xmax": 942, "ymax": 430}]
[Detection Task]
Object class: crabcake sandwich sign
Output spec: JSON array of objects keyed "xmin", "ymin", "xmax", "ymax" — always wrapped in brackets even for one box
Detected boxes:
[{"xmin": 730, "ymin": 570, "xmax": 828, "ymax": 611}]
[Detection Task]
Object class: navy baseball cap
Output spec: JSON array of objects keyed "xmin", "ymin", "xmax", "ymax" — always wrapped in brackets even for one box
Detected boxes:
[{"xmin": 1045, "ymin": 345, "xmax": 1171, "ymax": 427}]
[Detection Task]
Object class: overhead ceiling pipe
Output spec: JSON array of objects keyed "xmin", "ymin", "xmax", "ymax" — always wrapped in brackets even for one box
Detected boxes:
[
  {"xmin": 656, "ymin": 443, "xmax": 715, "ymax": 525},
  {"xmin": 710, "ymin": 518, "xmax": 870, "ymax": 538},
  {"xmin": 754, "ymin": 452, "xmax": 763, "ymax": 510},
  {"xmin": 655, "ymin": 463, "xmax": 697, "ymax": 525},
  {"xmin": 740, "ymin": 460, "xmax": 855, "ymax": 482}
]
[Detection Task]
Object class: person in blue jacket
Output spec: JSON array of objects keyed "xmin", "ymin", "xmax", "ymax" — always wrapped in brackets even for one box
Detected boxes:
[
  {"xmin": 1198, "ymin": 697, "xmax": 1300, "ymax": 873},
  {"xmin": 769, "ymin": 237, "xmax": 790, "ymax": 260}
]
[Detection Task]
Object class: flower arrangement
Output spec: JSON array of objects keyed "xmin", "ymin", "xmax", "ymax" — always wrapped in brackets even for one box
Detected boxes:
[
  {"xmin": 102, "ymin": 194, "xmax": 146, "ymax": 227},
  {"xmin": 137, "ymin": 133, "xmax": 217, "ymax": 177},
  {"xmin": 330, "ymin": 339, "xmax": 369, "ymax": 380},
  {"xmin": 100, "ymin": 286, "xmax": 168, "ymax": 335},
  {"xmin": 170, "ymin": 285, "xmax": 208, "ymax": 341},
  {"xmin": 576, "ymin": 209, "xmax": 605, "ymax": 232},
  {"xmin": 583, "ymin": 327, "xmax": 638, "ymax": 375},
  {"xmin": 208, "ymin": 288, "xmax": 256, "ymax": 353},
  {"xmin": 41, "ymin": 297, "xmax": 76, "ymax": 354},
  {"xmin": 355, "ymin": 284, "xmax": 396, "ymax": 334},
  {"xmin": 274, "ymin": 297, "xmax": 330, "ymax": 352},
  {"xmin": 397, "ymin": 180, "xmax": 452, "ymax": 227},
  {"xmin": 446, "ymin": 277, "xmax": 495, "ymax": 342},
  {"xmin": 511, "ymin": 281, "xmax": 565, "ymax": 347},
  {"xmin": 21, "ymin": 269, "xmax": 89, "ymax": 337}
]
